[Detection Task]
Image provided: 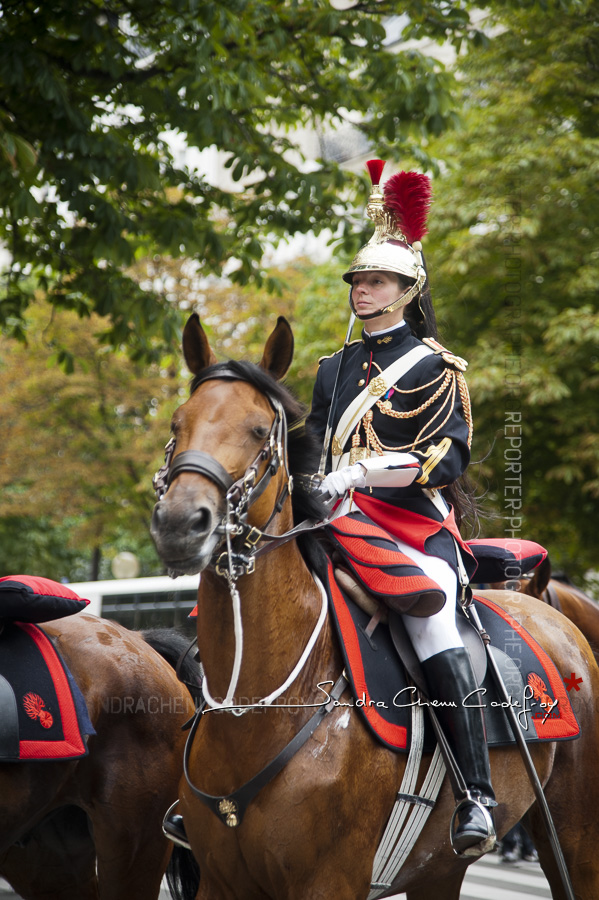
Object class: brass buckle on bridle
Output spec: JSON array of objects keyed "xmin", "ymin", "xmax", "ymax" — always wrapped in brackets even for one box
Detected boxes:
[{"xmin": 243, "ymin": 526, "xmax": 262, "ymax": 549}]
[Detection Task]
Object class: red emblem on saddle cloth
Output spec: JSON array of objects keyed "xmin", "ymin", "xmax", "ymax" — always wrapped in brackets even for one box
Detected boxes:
[
  {"xmin": 23, "ymin": 692, "xmax": 54, "ymax": 729},
  {"xmin": 527, "ymin": 674, "xmax": 556, "ymax": 714}
]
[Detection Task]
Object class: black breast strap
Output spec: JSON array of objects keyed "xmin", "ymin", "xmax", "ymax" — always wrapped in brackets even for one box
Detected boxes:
[{"xmin": 183, "ymin": 673, "xmax": 348, "ymax": 828}]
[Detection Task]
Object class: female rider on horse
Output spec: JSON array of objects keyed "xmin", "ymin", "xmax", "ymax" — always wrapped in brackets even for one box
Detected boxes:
[{"xmin": 307, "ymin": 160, "xmax": 497, "ymax": 857}]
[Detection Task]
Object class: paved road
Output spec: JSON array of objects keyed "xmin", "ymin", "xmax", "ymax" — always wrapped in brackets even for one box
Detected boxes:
[{"xmin": 0, "ymin": 854, "xmax": 552, "ymax": 899}]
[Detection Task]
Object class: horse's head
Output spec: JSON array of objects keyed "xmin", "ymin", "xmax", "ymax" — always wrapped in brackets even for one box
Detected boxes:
[{"xmin": 150, "ymin": 313, "xmax": 301, "ymax": 576}]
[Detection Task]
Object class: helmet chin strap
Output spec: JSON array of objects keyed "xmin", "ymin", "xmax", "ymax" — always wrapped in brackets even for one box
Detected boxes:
[{"xmin": 348, "ymin": 279, "xmax": 422, "ymax": 321}]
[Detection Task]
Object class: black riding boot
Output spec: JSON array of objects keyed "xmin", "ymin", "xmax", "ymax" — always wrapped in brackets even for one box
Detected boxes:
[{"xmin": 421, "ymin": 647, "xmax": 497, "ymax": 857}]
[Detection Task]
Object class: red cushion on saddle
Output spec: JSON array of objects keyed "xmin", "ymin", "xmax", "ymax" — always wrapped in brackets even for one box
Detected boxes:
[
  {"xmin": 353, "ymin": 492, "xmax": 475, "ymax": 564},
  {"xmin": 328, "ymin": 515, "xmax": 445, "ymax": 606},
  {"xmin": 466, "ymin": 539, "xmax": 547, "ymax": 583},
  {"xmin": 0, "ymin": 576, "xmax": 89, "ymax": 623}
]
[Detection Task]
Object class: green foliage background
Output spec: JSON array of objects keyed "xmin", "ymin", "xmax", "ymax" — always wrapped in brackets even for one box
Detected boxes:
[
  {"xmin": 0, "ymin": 0, "xmax": 597, "ymax": 586},
  {"xmin": 424, "ymin": 0, "xmax": 599, "ymax": 577}
]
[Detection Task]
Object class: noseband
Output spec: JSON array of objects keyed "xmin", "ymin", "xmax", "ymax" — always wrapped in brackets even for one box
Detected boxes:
[{"xmin": 153, "ymin": 367, "xmax": 292, "ymax": 578}]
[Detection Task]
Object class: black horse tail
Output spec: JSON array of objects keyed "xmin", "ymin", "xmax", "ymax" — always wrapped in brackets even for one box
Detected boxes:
[
  {"xmin": 141, "ymin": 627, "xmax": 203, "ymax": 705},
  {"xmin": 166, "ymin": 845, "xmax": 201, "ymax": 900}
]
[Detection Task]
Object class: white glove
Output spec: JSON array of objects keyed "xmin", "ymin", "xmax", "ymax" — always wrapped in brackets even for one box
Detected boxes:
[
  {"xmin": 360, "ymin": 452, "xmax": 421, "ymax": 488},
  {"xmin": 320, "ymin": 464, "xmax": 367, "ymax": 498}
]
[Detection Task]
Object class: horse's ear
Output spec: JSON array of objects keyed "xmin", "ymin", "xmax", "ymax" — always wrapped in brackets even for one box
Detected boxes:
[
  {"xmin": 182, "ymin": 313, "xmax": 218, "ymax": 375},
  {"xmin": 259, "ymin": 316, "xmax": 294, "ymax": 381}
]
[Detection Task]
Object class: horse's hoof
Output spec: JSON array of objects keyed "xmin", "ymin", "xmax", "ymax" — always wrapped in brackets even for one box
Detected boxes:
[{"xmin": 162, "ymin": 813, "xmax": 191, "ymax": 850}]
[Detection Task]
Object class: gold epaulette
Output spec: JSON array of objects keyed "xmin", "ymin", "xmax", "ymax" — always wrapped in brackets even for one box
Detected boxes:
[
  {"xmin": 318, "ymin": 339, "xmax": 361, "ymax": 364},
  {"xmin": 422, "ymin": 337, "xmax": 468, "ymax": 372}
]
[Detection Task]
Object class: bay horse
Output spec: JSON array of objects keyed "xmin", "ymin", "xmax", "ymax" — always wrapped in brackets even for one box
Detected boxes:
[
  {"xmin": 492, "ymin": 558, "xmax": 599, "ymax": 665},
  {"xmin": 0, "ymin": 614, "xmax": 198, "ymax": 900},
  {"xmin": 152, "ymin": 313, "xmax": 599, "ymax": 900}
]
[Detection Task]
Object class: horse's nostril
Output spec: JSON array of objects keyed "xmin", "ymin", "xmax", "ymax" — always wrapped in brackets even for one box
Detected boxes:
[
  {"xmin": 189, "ymin": 507, "xmax": 212, "ymax": 537},
  {"xmin": 151, "ymin": 502, "xmax": 165, "ymax": 529}
]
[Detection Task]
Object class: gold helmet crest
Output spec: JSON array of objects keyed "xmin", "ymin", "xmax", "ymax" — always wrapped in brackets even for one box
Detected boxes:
[{"xmin": 343, "ymin": 160, "xmax": 432, "ymax": 297}]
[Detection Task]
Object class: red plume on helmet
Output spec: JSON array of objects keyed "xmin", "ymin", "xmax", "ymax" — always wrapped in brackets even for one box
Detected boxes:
[
  {"xmin": 383, "ymin": 171, "xmax": 432, "ymax": 245},
  {"xmin": 365, "ymin": 158, "xmax": 385, "ymax": 186}
]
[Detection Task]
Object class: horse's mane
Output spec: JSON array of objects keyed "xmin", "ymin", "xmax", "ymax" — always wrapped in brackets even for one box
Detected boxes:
[{"xmin": 190, "ymin": 361, "xmax": 330, "ymax": 528}]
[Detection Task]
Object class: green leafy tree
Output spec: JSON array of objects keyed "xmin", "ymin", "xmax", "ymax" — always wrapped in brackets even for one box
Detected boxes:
[
  {"xmin": 424, "ymin": 0, "xmax": 599, "ymax": 578},
  {"xmin": 185, "ymin": 255, "xmax": 351, "ymax": 402},
  {"xmin": 0, "ymin": 0, "xmax": 485, "ymax": 360},
  {"xmin": 0, "ymin": 298, "xmax": 182, "ymax": 580}
]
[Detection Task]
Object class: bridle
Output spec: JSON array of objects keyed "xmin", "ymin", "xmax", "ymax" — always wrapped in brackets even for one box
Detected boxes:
[
  {"xmin": 152, "ymin": 364, "xmax": 338, "ymax": 714},
  {"xmin": 153, "ymin": 367, "xmax": 294, "ymax": 580}
]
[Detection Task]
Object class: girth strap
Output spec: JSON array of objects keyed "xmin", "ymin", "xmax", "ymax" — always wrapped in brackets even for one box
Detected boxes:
[
  {"xmin": 183, "ymin": 673, "xmax": 348, "ymax": 828},
  {"xmin": 167, "ymin": 450, "xmax": 234, "ymax": 493}
]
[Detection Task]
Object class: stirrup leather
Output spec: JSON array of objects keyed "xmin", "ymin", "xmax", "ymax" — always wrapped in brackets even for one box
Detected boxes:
[{"xmin": 450, "ymin": 792, "xmax": 496, "ymax": 858}]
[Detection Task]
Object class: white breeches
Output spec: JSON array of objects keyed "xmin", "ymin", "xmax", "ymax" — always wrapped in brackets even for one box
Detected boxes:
[{"xmin": 393, "ymin": 535, "xmax": 464, "ymax": 662}]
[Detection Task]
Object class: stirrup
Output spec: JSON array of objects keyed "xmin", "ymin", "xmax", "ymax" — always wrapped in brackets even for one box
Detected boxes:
[
  {"xmin": 450, "ymin": 793, "xmax": 496, "ymax": 858},
  {"xmin": 162, "ymin": 799, "xmax": 191, "ymax": 850}
]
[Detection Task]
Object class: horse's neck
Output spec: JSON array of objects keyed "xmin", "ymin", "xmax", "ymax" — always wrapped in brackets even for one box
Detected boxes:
[{"xmin": 196, "ymin": 526, "xmax": 326, "ymax": 705}]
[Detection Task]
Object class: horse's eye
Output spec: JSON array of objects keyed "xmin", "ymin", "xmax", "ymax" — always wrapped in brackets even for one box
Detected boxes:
[{"xmin": 252, "ymin": 425, "xmax": 270, "ymax": 441}]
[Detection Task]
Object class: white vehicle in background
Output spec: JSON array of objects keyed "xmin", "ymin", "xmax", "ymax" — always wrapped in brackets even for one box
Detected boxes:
[{"xmin": 68, "ymin": 574, "xmax": 199, "ymax": 635}]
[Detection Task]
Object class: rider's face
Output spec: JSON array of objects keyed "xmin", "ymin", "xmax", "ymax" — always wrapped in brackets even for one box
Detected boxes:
[{"xmin": 351, "ymin": 271, "xmax": 405, "ymax": 319}]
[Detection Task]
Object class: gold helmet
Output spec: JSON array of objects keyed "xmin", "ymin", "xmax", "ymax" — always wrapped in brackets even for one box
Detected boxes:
[{"xmin": 343, "ymin": 160, "xmax": 432, "ymax": 314}]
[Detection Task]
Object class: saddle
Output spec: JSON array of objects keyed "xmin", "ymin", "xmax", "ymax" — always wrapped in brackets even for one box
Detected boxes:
[
  {"xmin": 319, "ymin": 519, "xmax": 576, "ymax": 753},
  {"xmin": 323, "ymin": 558, "xmax": 579, "ymax": 753},
  {"xmin": 0, "ymin": 576, "xmax": 94, "ymax": 761}
]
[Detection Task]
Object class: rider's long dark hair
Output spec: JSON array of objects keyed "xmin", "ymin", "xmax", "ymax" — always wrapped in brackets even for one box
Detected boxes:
[{"xmin": 399, "ymin": 271, "xmax": 479, "ymax": 534}]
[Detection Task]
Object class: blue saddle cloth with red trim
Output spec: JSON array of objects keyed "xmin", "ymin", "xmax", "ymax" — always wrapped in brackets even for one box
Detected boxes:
[
  {"xmin": 323, "ymin": 559, "xmax": 579, "ymax": 753},
  {"xmin": 0, "ymin": 621, "xmax": 95, "ymax": 761}
]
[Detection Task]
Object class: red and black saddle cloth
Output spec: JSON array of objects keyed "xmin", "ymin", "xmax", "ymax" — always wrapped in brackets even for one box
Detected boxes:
[
  {"xmin": 323, "ymin": 558, "xmax": 579, "ymax": 754},
  {"xmin": 0, "ymin": 576, "xmax": 95, "ymax": 761}
]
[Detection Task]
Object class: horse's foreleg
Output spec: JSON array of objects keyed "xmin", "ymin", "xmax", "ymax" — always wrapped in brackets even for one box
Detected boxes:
[
  {"xmin": 405, "ymin": 870, "xmax": 464, "ymax": 900},
  {"xmin": 0, "ymin": 806, "xmax": 99, "ymax": 900},
  {"xmin": 92, "ymin": 811, "xmax": 171, "ymax": 900}
]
